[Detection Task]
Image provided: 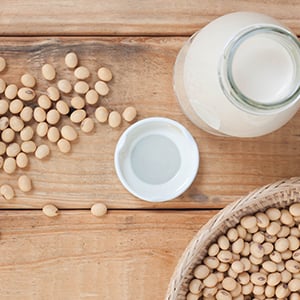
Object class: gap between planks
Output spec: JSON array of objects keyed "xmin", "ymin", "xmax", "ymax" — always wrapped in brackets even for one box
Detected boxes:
[{"xmin": 0, "ymin": 208, "xmax": 221, "ymax": 211}]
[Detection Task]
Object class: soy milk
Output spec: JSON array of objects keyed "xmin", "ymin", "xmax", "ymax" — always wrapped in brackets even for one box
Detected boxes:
[{"xmin": 174, "ymin": 12, "xmax": 300, "ymax": 137}]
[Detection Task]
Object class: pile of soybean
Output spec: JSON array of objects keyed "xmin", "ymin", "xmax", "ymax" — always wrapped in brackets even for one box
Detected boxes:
[
  {"xmin": 186, "ymin": 204, "xmax": 300, "ymax": 300},
  {"xmin": 0, "ymin": 52, "xmax": 137, "ymax": 201}
]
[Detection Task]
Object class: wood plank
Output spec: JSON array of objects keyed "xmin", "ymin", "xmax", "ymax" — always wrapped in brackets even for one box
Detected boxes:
[
  {"xmin": 0, "ymin": 210, "xmax": 216, "ymax": 300},
  {"xmin": 0, "ymin": 37, "xmax": 299, "ymax": 209},
  {"xmin": 0, "ymin": 1, "xmax": 300, "ymax": 36}
]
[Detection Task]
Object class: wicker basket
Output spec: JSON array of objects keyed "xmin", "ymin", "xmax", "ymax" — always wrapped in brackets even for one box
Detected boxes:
[{"xmin": 166, "ymin": 177, "xmax": 300, "ymax": 300}]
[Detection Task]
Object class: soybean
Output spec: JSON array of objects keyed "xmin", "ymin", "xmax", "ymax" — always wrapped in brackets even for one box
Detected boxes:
[
  {"xmin": 0, "ymin": 184, "xmax": 14, "ymax": 200},
  {"xmin": 33, "ymin": 107, "xmax": 46, "ymax": 122},
  {"xmin": 3, "ymin": 157, "xmax": 16, "ymax": 174},
  {"xmin": 0, "ymin": 116, "xmax": 9, "ymax": 130},
  {"xmin": 218, "ymin": 236, "xmax": 230, "ymax": 250},
  {"xmin": 0, "ymin": 57, "xmax": 6, "ymax": 72},
  {"xmin": 91, "ymin": 203, "xmax": 108, "ymax": 217},
  {"xmin": 35, "ymin": 144, "xmax": 50, "ymax": 160},
  {"xmin": 36, "ymin": 122, "xmax": 49, "ymax": 137},
  {"xmin": 231, "ymin": 261, "xmax": 244, "ymax": 274},
  {"xmin": 74, "ymin": 66, "xmax": 90, "ymax": 80},
  {"xmin": 222, "ymin": 277, "xmax": 237, "ymax": 291},
  {"xmin": 21, "ymin": 141, "xmax": 36, "ymax": 153},
  {"xmin": 267, "ymin": 272, "xmax": 281, "ymax": 286},
  {"xmin": 262, "ymin": 261, "xmax": 277, "ymax": 273},
  {"xmin": 293, "ymin": 249, "xmax": 300, "ymax": 261},
  {"xmin": 250, "ymin": 242, "xmax": 264, "ymax": 258},
  {"xmin": 9, "ymin": 99, "xmax": 24, "ymax": 114},
  {"xmin": 240, "ymin": 216, "xmax": 257, "ymax": 229},
  {"xmin": 266, "ymin": 207, "xmax": 281, "ymax": 221},
  {"xmin": 46, "ymin": 109, "xmax": 60, "ymax": 125},
  {"xmin": 61, "ymin": 125, "xmax": 78, "ymax": 141},
  {"xmin": 250, "ymin": 272, "xmax": 267, "ymax": 286},
  {"xmin": 252, "ymin": 231, "xmax": 264, "ymax": 243},
  {"xmin": 0, "ymin": 142, "xmax": 6, "ymax": 155},
  {"xmin": 0, "ymin": 78, "xmax": 6, "ymax": 93},
  {"xmin": 217, "ymin": 250, "xmax": 232, "ymax": 263},
  {"xmin": 281, "ymin": 269, "xmax": 292, "ymax": 283},
  {"xmin": 95, "ymin": 106, "xmax": 108, "ymax": 123},
  {"xmin": 290, "ymin": 203, "xmax": 300, "ymax": 217},
  {"xmin": 74, "ymin": 81, "xmax": 89, "ymax": 94},
  {"xmin": 65, "ymin": 52, "xmax": 78, "ymax": 69},
  {"xmin": 20, "ymin": 106, "xmax": 33, "ymax": 122},
  {"xmin": 16, "ymin": 152, "xmax": 29, "ymax": 168},
  {"xmin": 288, "ymin": 235, "xmax": 300, "ymax": 251},
  {"xmin": 108, "ymin": 111, "xmax": 121, "ymax": 128},
  {"xmin": 21, "ymin": 73, "xmax": 36, "ymax": 88},
  {"xmin": 56, "ymin": 100, "xmax": 70, "ymax": 115},
  {"xmin": 70, "ymin": 109, "xmax": 86, "ymax": 123},
  {"xmin": 38, "ymin": 95, "xmax": 52, "ymax": 110},
  {"xmin": 203, "ymin": 273, "xmax": 218, "ymax": 288},
  {"xmin": 288, "ymin": 278, "xmax": 300, "ymax": 292},
  {"xmin": 1, "ymin": 128, "xmax": 15, "ymax": 143},
  {"xmin": 57, "ymin": 138, "xmax": 71, "ymax": 153},
  {"xmin": 186, "ymin": 293, "xmax": 200, "ymax": 300},
  {"xmin": 269, "ymin": 250, "xmax": 282, "ymax": 263},
  {"xmin": 285, "ymin": 259, "xmax": 300, "ymax": 273},
  {"xmin": 81, "ymin": 117, "xmax": 94, "ymax": 133},
  {"xmin": 189, "ymin": 279, "xmax": 203, "ymax": 294},
  {"xmin": 97, "ymin": 67, "xmax": 112, "ymax": 82},
  {"xmin": 6, "ymin": 142, "xmax": 20, "ymax": 157},
  {"xmin": 95, "ymin": 80, "xmax": 109, "ymax": 96},
  {"xmin": 203, "ymin": 257, "xmax": 219, "ymax": 269},
  {"xmin": 10, "ymin": 116, "xmax": 24, "ymax": 132},
  {"xmin": 122, "ymin": 106, "xmax": 137, "ymax": 122},
  {"xmin": 216, "ymin": 290, "xmax": 232, "ymax": 300},
  {"xmin": 18, "ymin": 175, "xmax": 32, "ymax": 192},
  {"xmin": 266, "ymin": 221, "xmax": 281, "ymax": 235},
  {"xmin": 256, "ymin": 212, "xmax": 270, "ymax": 228},
  {"xmin": 5, "ymin": 84, "xmax": 18, "ymax": 99},
  {"xmin": 85, "ymin": 89, "xmax": 99, "ymax": 105},
  {"xmin": 47, "ymin": 126, "xmax": 60, "ymax": 143},
  {"xmin": 208, "ymin": 243, "xmax": 219, "ymax": 257},
  {"xmin": 194, "ymin": 265, "xmax": 210, "ymax": 279},
  {"xmin": 71, "ymin": 96, "xmax": 85, "ymax": 109},
  {"xmin": 275, "ymin": 283, "xmax": 290, "ymax": 298},
  {"xmin": 275, "ymin": 237, "xmax": 289, "ymax": 252},
  {"xmin": 57, "ymin": 79, "xmax": 72, "ymax": 94},
  {"xmin": 218, "ymin": 263, "xmax": 229, "ymax": 274},
  {"xmin": 0, "ymin": 99, "xmax": 9, "ymax": 115},
  {"xmin": 42, "ymin": 204, "xmax": 58, "ymax": 217},
  {"xmin": 47, "ymin": 86, "xmax": 60, "ymax": 101},
  {"xmin": 42, "ymin": 64, "xmax": 56, "ymax": 81},
  {"xmin": 18, "ymin": 87, "xmax": 35, "ymax": 101}
]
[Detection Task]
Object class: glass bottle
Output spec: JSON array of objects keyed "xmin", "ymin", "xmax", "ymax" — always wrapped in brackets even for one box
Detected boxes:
[{"xmin": 174, "ymin": 12, "xmax": 300, "ymax": 137}]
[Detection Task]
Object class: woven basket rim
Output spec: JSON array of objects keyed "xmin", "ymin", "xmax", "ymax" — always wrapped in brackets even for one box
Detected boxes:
[{"xmin": 165, "ymin": 177, "xmax": 300, "ymax": 300}]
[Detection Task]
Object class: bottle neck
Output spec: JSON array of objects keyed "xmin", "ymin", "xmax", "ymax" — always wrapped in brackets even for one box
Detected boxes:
[{"xmin": 219, "ymin": 25, "xmax": 300, "ymax": 115}]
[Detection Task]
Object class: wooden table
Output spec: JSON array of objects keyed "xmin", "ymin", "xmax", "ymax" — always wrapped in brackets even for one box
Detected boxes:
[{"xmin": 0, "ymin": 1, "xmax": 299, "ymax": 299}]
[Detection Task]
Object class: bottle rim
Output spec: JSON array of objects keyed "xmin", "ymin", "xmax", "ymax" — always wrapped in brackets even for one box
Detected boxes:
[{"xmin": 219, "ymin": 25, "xmax": 300, "ymax": 115}]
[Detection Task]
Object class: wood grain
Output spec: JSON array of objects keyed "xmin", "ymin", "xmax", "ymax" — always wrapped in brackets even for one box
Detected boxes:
[
  {"xmin": 0, "ymin": 3, "xmax": 298, "ymax": 300},
  {"xmin": 0, "ymin": 1, "xmax": 300, "ymax": 36},
  {"xmin": 0, "ymin": 37, "xmax": 299, "ymax": 209},
  {"xmin": 0, "ymin": 210, "xmax": 216, "ymax": 300}
]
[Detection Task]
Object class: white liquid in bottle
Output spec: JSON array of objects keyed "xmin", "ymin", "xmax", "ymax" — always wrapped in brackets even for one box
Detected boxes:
[{"xmin": 231, "ymin": 34, "xmax": 295, "ymax": 105}]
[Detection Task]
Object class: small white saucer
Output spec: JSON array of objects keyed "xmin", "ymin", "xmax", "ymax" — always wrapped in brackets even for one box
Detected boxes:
[{"xmin": 114, "ymin": 117, "xmax": 199, "ymax": 202}]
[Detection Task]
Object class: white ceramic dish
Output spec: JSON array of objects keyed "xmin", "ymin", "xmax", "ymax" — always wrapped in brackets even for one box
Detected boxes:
[{"xmin": 114, "ymin": 117, "xmax": 199, "ymax": 202}]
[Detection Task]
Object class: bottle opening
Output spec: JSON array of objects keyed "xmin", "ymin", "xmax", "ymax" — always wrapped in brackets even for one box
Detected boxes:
[{"xmin": 220, "ymin": 26, "xmax": 300, "ymax": 114}]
